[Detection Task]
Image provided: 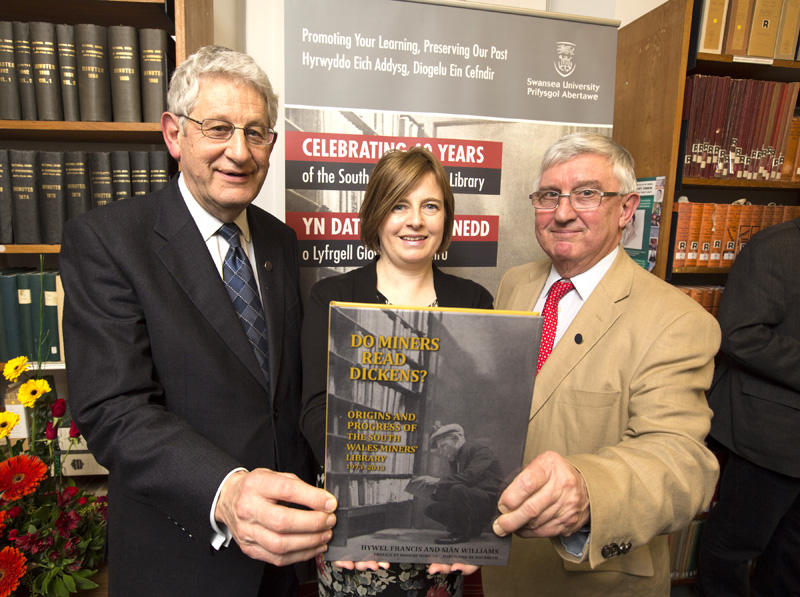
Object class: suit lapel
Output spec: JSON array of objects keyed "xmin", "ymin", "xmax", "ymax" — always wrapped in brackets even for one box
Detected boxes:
[
  {"xmin": 153, "ymin": 187, "xmax": 270, "ymax": 393},
  {"xmin": 530, "ymin": 251, "xmax": 632, "ymax": 420}
]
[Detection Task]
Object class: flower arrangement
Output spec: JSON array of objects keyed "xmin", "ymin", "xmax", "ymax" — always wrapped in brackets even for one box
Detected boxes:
[{"xmin": 0, "ymin": 356, "xmax": 106, "ymax": 597}]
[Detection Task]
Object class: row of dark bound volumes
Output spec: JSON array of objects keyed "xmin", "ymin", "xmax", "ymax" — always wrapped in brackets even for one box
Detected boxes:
[
  {"xmin": 0, "ymin": 268, "xmax": 62, "ymax": 363},
  {"xmin": 0, "ymin": 149, "xmax": 170, "ymax": 245},
  {"xmin": 0, "ymin": 21, "xmax": 169, "ymax": 123}
]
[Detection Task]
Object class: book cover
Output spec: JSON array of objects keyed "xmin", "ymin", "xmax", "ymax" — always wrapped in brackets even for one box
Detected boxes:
[
  {"xmin": 0, "ymin": 281, "xmax": 9, "ymax": 362},
  {"xmin": 0, "ymin": 270, "xmax": 24, "ymax": 359},
  {"xmin": 774, "ymin": 0, "xmax": 800, "ymax": 59},
  {"xmin": 708, "ymin": 203, "xmax": 728, "ymax": 267},
  {"xmin": 110, "ymin": 150, "xmax": 132, "ymax": 200},
  {"xmin": 9, "ymin": 148, "xmax": 41, "ymax": 244},
  {"xmin": 672, "ymin": 201, "xmax": 693, "ymax": 269},
  {"xmin": 747, "ymin": 0, "xmax": 783, "ymax": 57},
  {"xmin": 0, "ymin": 149, "xmax": 11, "ymax": 244},
  {"xmin": 108, "ymin": 25, "xmax": 141, "ymax": 122},
  {"xmin": 130, "ymin": 150, "xmax": 150, "ymax": 197},
  {"xmin": 65, "ymin": 151, "xmax": 91, "ymax": 219},
  {"xmin": 55, "ymin": 273, "xmax": 65, "ymax": 363},
  {"xmin": 699, "ymin": 0, "xmax": 731, "ymax": 54},
  {"xmin": 36, "ymin": 150, "xmax": 66, "ymax": 244},
  {"xmin": 324, "ymin": 302, "xmax": 542, "ymax": 566},
  {"xmin": 695, "ymin": 203, "xmax": 716, "ymax": 267},
  {"xmin": 686, "ymin": 202, "xmax": 704, "ymax": 266},
  {"xmin": 75, "ymin": 23, "xmax": 111, "ymax": 122},
  {"xmin": 29, "ymin": 21, "xmax": 62, "ymax": 121},
  {"xmin": 723, "ymin": 0, "xmax": 756, "ymax": 55},
  {"xmin": 139, "ymin": 28, "xmax": 168, "ymax": 123},
  {"xmin": 0, "ymin": 22, "xmax": 21, "ymax": 120},
  {"xmin": 12, "ymin": 21, "xmax": 37, "ymax": 120},
  {"xmin": 88, "ymin": 151, "xmax": 112, "ymax": 208},
  {"xmin": 55, "ymin": 24, "xmax": 79, "ymax": 121}
]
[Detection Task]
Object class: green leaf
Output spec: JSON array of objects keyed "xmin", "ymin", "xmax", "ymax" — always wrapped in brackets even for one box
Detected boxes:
[
  {"xmin": 53, "ymin": 575, "xmax": 70, "ymax": 597},
  {"xmin": 72, "ymin": 574, "xmax": 99, "ymax": 590},
  {"xmin": 62, "ymin": 573, "xmax": 77, "ymax": 592}
]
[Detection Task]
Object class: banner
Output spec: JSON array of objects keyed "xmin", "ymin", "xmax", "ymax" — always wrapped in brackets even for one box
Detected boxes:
[{"xmin": 284, "ymin": 0, "xmax": 618, "ymax": 295}]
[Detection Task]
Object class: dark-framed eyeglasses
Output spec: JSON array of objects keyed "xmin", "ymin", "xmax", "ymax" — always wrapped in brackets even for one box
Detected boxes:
[
  {"xmin": 180, "ymin": 116, "xmax": 278, "ymax": 146},
  {"xmin": 529, "ymin": 188, "xmax": 625, "ymax": 210}
]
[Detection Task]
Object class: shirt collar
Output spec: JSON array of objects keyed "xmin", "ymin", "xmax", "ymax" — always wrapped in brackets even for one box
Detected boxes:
[
  {"xmin": 178, "ymin": 173, "xmax": 252, "ymax": 243},
  {"xmin": 544, "ymin": 246, "xmax": 619, "ymax": 301}
]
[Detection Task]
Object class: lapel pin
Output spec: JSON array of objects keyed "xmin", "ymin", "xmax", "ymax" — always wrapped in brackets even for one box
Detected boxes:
[
  {"xmin": 264, "ymin": 261, "xmax": 273, "ymax": 271},
  {"xmin": 574, "ymin": 333, "xmax": 583, "ymax": 344}
]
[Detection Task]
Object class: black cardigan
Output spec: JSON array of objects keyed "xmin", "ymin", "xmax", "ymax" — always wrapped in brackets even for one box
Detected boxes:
[{"xmin": 299, "ymin": 260, "xmax": 494, "ymax": 464}]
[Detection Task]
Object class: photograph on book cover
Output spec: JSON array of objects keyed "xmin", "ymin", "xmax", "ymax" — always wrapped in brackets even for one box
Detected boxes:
[
  {"xmin": 324, "ymin": 302, "xmax": 542, "ymax": 566},
  {"xmin": 624, "ymin": 176, "xmax": 665, "ymax": 272}
]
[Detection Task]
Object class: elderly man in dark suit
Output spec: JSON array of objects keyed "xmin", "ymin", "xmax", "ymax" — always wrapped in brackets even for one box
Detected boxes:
[
  {"xmin": 60, "ymin": 46, "xmax": 336, "ymax": 597},
  {"xmin": 696, "ymin": 216, "xmax": 800, "ymax": 596}
]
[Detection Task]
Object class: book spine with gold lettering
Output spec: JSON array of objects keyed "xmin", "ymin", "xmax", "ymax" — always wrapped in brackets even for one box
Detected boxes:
[
  {"xmin": 9, "ymin": 149, "xmax": 41, "ymax": 243},
  {"xmin": 130, "ymin": 150, "xmax": 150, "ymax": 197},
  {"xmin": 148, "ymin": 150, "xmax": 170, "ymax": 190},
  {"xmin": 36, "ymin": 151, "xmax": 66, "ymax": 244},
  {"xmin": 110, "ymin": 150, "xmax": 132, "ymax": 200},
  {"xmin": 56, "ymin": 23, "xmax": 79, "ymax": 121},
  {"xmin": 75, "ymin": 23, "xmax": 111, "ymax": 122},
  {"xmin": 65, "ymin": 150, "xmax": 91, "ymax": 219},
  {"xmin": 29, "ymin": 21, "xmax": 62, "ymax": 121},
  {"xmin": 0, "ymin": 149, "xmax": 12, "ymax": 243},
  {"xmin": 0, "ymin": 22, "xmax": 21, "ymax": 120},
  {"xmin": 139, "ymin": 28, "xmax": 168, "ymax": 122},
  {"xmin": 89, "ymin": 151, "xmax": 112, "ymax": 208},
  {"xmin": 12, "ymin": 21, "xmax": 37, "ymax": 120},
  {"xmin": 108, "ymin": 25, "xmax": 141, "ymax": 122}
]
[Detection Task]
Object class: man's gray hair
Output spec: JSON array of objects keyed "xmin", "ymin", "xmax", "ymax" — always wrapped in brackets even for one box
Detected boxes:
[
  {"xmin": 536, "ymin": 132, "xmax": 637, "ymax": 195},
  {"xmin": 167, "ymin": 45, "xmax": 278, "ymax": 129}
]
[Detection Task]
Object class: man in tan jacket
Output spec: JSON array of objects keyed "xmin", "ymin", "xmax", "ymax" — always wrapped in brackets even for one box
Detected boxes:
[{"xmin": 482, "ymin": 133, "xmax": 720, "ymax": 595}]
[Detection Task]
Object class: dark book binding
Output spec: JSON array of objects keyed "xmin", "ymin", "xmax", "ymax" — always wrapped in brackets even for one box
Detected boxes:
[
  {"xmin": 64, "ymin": 151, "xmax": 91, "ymax": 219},
  {"xmin": 74, "ymin": 23, "xmax": 111, "ymax": 122},
  {"xmin": 148, "ymin": 150, "xmax": 169, "ymax": 190},
  {"xmin": 108, "ymin": 25, "xmax": 141, "ymax": 122},
  {"xmin": 12, "ymin": 21, "xmax": 37, "ymax": 121},
  {"xmin": 0, "ymin": 149, "xmax": 12, "ymax": 243},
  {"xmin": 110, "ymin": 150, "xmax": 132, "ymax": 200},
  {"xmin": 8, "ymin": 149, "xmax": 41, "ymax": 243},
  {"xmin": 29, "ymin": 21, "xmax": 63, "ymax": 121},
  {"xmin": 0, "ymin": 22, "xmax": 21, "ymax": 120},
  {"xmin": 56, "ymin": 24, "xmax": 79, "ymax": 121},
  {"xmin": 15, "ymin": 270, "xmax": 35, "ymax": 360},
  {"xmin": 0, "ymin": 271, "xmax": 23, "ymax": 358},
  {"xmin": 129, "ymin": 150, "xmax": 150, "ymax": 196},
  {"xmin": 36, "ymin": 151, "xmax": 67, "ymax": 244},
  {"xmin": 88, "ymin": 151, "xmax": 112, "ymax": 208},
  {"xmin": 29, "ymin": 270, "xmax": 61, "ymax": 361},
  {"xmin": 139, "ymin": 28, "xmax": 168, "ymax": 122}
]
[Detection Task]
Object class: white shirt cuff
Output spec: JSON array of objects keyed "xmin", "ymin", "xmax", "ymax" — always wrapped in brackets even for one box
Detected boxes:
[{"xmin": 210, "ymin": 467, "xmax": 247, "ymax": 550}]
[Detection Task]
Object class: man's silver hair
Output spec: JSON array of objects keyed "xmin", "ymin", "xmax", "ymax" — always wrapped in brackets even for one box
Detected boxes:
[
  {"xmin": 167, "ymin": 45, "xmax": 278, "ymax": 129},
  {"xmin": 536, "ymin": 132, "xmax": 637, "ymax": 195}
]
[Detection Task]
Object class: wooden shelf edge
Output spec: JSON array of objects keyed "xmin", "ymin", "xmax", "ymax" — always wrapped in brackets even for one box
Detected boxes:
[
  {"xmin": 0, "ymin": 245, "xmax": 61, "ymax": 254},
  {"xmin": 697, "ymin": 52, "xmax": 800, "ymax": 70},
  {"xmin": 672, "ymin": 266, "xmax": 731, "ymax": 274},
  {"xmin": 682, "ymin": 177, "xmax": 800, "ymax": 189}
]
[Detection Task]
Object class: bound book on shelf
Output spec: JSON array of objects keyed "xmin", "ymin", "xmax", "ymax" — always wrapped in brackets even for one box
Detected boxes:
[
  {"xmin": 88, "ymin": 151, "xmax": 112, "ymax": 208},
  {"xmin": 0, "ymin": 149, "xmax": 11, "ymax": 244},
  {"xmin": 722, "ymin": 0, "xmax": 755, "ymax": 55},
  {"xmin": 75, "ymin": 23, "xmax": 111, "ymax": 122},
  {"xmin": 56, "ymin": 23, "xmax": 80, "ymax": 121},
  {"xmin": 698, "ymin": 0, "xmax": 730, "ymax": 54},
  {"xmin": 324, "ymin": 302, "xmax": 542, "ymax": 566},
  {"xmin": 110, "ymin": 150, "xmax": 132, "ymax": 200},
  {"xmin": 747, "ymin": 0, "xmax": 782, "ymax": 57},
  {"xmin": 12, "ymin": 21, "xmax": 37, "ymax": 120},
  {"xmin": 29, "ymin": 21, "xmax": 63, "ymax": 121},
  {"xmin": 108, "ymin": 25, "xmax": 142, "ymax": 122},
  {"xmin": 64, "ymin": 151, "xmax": 91, "ymax": 219},
  {"xmin": 148, "ymin": 151, "xmax": 170, "ymax": 190},
  {"xmin": 0, "ymin": 22, "xmax": 21, "ymax": 120},
  {"xmin": 130, "ymin": 151, "xmax": 150, "ymax": 197},
  {"xmin": 36, "ymin": 151, "xmax": 66, "ymax": 244},
  {"xmin": 8, "ymin": 149, "xmax": 41, "ymax": 244},
  {"xmin": 139, "ymin": 28, "xmax": 168, "ymax": 123}
]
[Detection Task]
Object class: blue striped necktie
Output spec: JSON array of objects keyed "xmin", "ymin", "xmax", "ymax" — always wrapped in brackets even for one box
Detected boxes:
[{"xmin": 217, "ymin": 223, "xmax": 271, "ymax": 388}]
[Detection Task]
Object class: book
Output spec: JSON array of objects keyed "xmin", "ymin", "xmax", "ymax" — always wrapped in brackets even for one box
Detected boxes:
[
  {"xmin": 779, "ymin": 117, "xmax": 800, "ymax": 180},
  {"xmin": 108, "ymin": 25, "xmax": 141, "ymax": 122},
  {"xmin": 36, "ymin": 151, "xmax": 66, "ymax": 244},
  {"xmin": 12, "ymin": 21, "xmax": 37, "ymax": 120},
  {"xmin": 774, "ymin": 0, "xmax": 800, "ymax": 59},
  {"xmin": 0, "ymin": 149, "xmax": 11, "ymax": 244},
  {"xmin": 148, "ymin": 150, "xmax": 169, "ymax": 190},
  {"xmin": 707, "ymin": 203, "xmax": 728, "ymax": 268},
  {"xmin": 0, "ymin": 270, "xmax": 24, "ymax": 359},
  {"xmin": 324, "ymin": 302, "xmax": 542, "ymax": 566},
  {"xmin": 686, "ymin": 202, "xmax": 704, "ymax": 266},
  {"xmin": 0, "ymin": 22, "xmax": 21, "ymax": 120},
  {"xmin": 695, "ymin": 203, "xmax": 716, "ymax": 268},
  {"xmin": 88, "ymin": 151, "xmax": 112, "ymax": 208},
  {"xmin": 8, "ymin": 148, "xmax": 41, "ymax": 244},
  {"xmin": 15, "ymin": 270, "xmax": 35, "ymax": 360},
  {"xmin": 64, "ymin": 151, "xmax": 91, "ymax": 220},
  {"xmin": 130, "ymin": 151, "xmax": 150, "ymax": 196},
  {"xmin": 721, "ymin": 203, "xmax": 743, "ymax": 267},
  {"xmin": 723, "ymin": 0, "xmax": 756, "ymax": 55},
  {"xmin": 55, "ymin": 273, "xmax": 65, "ymax": 362},
  {"xmin": 139, "ymin": 28, "xmax": 168, "ymax": 123},
  {"xmin": 28, "ymin": 270, "xmax": 60, "ymax": 362},
  {"xmin": 698, "ymin": 0, "xmax": 731, "ymax": 54},
  {"xmin": 29, "ymin": 21, "xmax": 62, "ymax": 121},
  {"xmin": 75, "ymin": 23, "xmax": 111, "ymax": 122},
  {"xmin": 672, "ymin": 201, "xmax": 693, "ymax": 269},
  {"xmin": 736, "ymin": 203, "xmax": 755, "ymax": 255},
  {"xmin": 747, "ymin": 0, "xmax": 783, "ymax": 57},
  {"xmin": 55, "ymin": 24, "xmax": 79, "ymax": 121},
  {"xmin": 0, "ymin": 280, "xmax": 9, "ymax": 362},
  {"xmin": 110, "ymin": 150, "xmax": 132, "ymax": 200}
]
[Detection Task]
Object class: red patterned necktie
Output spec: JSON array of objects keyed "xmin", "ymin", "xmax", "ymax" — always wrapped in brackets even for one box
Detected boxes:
[{"xmin": 536, "ymin": 279, "xmax": 575, "ymax": 373}]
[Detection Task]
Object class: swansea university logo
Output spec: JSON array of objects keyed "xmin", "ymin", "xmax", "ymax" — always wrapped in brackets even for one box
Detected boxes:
[{"xmin": 554, "ymin": 42, "xmax": 576, "ymax": 78}]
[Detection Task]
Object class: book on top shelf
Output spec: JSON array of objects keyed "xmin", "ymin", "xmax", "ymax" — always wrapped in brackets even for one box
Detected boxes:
[
  {"xmin": 13, "ymin": 21, "xmax": 37, "ymax": 121},
  {"xmin": 324, "ymin": 302, "xmax": 542, "ymax": 566},
  {"xmin": 746, "ymin": 0, "xmax": 783, "ymax": 58},
  {"xmin": 0, "ymin": 22, "xmax": 21, "ymax": 120},
  {"xmin": 774, "ymin": 0, "xmax": 800, "ymax": 59},
  {"xmin": 55, "ymin": 23, "xmax": 80, "ymax": 121},
  {"xmin": 723, "ymin": 0, "xmax": 756, "ymax": 55},
  {"xmin": 30, "ymin": 21, "xmax": 63, "ymax": 121},
  {"xmin": 698, "ymin": 0, "xmax": 731, "ymax": 54}
]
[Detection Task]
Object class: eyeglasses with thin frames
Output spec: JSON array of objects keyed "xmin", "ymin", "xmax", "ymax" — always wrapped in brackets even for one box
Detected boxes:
[
  {"xmin": 529, "ymin": 188, "xmax": 625, "ymax": 211},
  {"xmin": 180, "ymin": 115, "xmax": 278, "ymax": 146}
]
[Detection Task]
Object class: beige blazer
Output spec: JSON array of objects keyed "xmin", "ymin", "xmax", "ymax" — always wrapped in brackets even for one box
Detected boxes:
[{"xmin": 483, "ymin": 249, "xmax": 720, "ymax": 596}]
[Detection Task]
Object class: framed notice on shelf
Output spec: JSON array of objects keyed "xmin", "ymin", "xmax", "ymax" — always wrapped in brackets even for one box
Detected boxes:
[
  {"xmin": 324, "ymin": 302, "xmax": 542, "ymax": 566},
  {"xmin": 624, "ymin": 175, "xmax": 665, "ymax": 272}
]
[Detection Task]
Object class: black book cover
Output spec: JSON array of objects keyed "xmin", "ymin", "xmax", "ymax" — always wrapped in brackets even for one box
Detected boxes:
[
  {"xmin": 74, "ymin": 23, "xmax": 111, "ymax": 122},
  {"xmin": 108, "ymin": 25, "xmax": 141, "ymax": 122},
  {"xmin": 56, "ymin": 24, "xmax": 79, "ymax": 121},
  {"xmin": 0, "ymin": 22, "xmax": 21, "ymax": 120},
  {"xmin": 324, "ymin": 303, "xmax": 542, "ymax": 566},
  {"xmin": 148, "ymin": 150, "xmax": 169, "ymax": 190},
  {"xmin": 36, "ymin": 151, "xmax": 66, "ymax": 244},
  {"xmin": 29, "ymin": 21, "xmax": 62, "ymax": 121},
  {"xmin": 129, "ymin": 150, "xmax": 150, "ymax": 196},
  {"xmin": 0, "ymin": 149, "xmax": 12, "ymax": 243},
  {"xmin": 110, "ymin": 150, "xmax": 132, "ymax": 200},
  {"xmin": 139, "ymin": 28, "xmax": 168, "ymax": 123},
  {"xmin": 12, "ymin": 21, "xmax": 37, "ymax": 121},
  {"xmin": 8, "ymin": 149, "xmax": 41, "ymax": 243},
  {"xmin": 64, "ymin": 150, "xmax": 91, "ymax": 218},
  {"xmin": 88, "ymin": 151, "xmax": 112, "ymax": 208}
]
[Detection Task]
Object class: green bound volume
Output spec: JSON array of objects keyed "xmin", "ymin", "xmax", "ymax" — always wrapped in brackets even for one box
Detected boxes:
[
  {"xmin": 15, "ymin": 270, "xmax": 35, "ymax": 360},
  {"xmin": 0, "ymin": 270, "xmax": 24, "ymax": 359}
]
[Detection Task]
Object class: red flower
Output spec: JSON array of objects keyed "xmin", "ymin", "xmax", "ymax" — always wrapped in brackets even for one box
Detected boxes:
[
  {"xmin": 426, "ymin": 587, "xmax": 452, "ymax": 597},
  {"xmin": 69, "ymin": 421, "xmax": 81, "ymax": 439},
  {"xmin": 0, "ymin": 546, "xmax": 27, "ymax": 597},
  {"xmin": 55, "ymin": 510, "xmax": 81, "ymax": 538},
  {"xmin": 0, "ymin": 455, "xmax": 48, "ymax": 501},
  {"xmin": 57, "ymin": 486, "xmax": 80, "ymax": 506},
  {"xmin": 51, "ymin": 398, "xmax": 67, "ymax": 418},
  {"xmin": 6, "ymin": 507, "xmax": 21, "ymax": 519},
  {"xmin": 45, "ymin": 422, "xmax": 58, "ymax": 441}
]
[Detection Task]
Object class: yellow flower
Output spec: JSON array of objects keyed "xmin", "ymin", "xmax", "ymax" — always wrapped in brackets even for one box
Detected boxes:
[
  {"xmin": 17, "ymin": 379, "xmax": 51, "ymax": 409},
  {"xmin": 2, "ymin": 357, "xmax": 29, "ymax": 383},
  {"xmin": 0, "ymin": 412, "xmax": 20, "ymax": 439}
]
